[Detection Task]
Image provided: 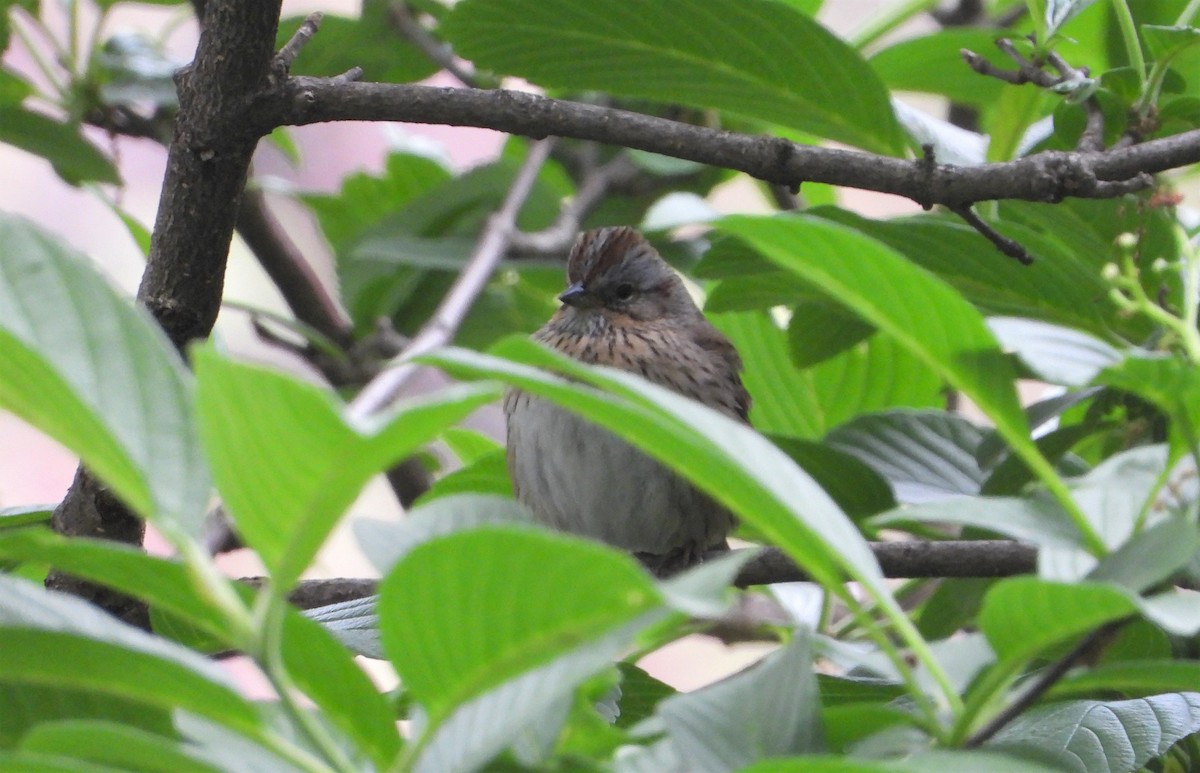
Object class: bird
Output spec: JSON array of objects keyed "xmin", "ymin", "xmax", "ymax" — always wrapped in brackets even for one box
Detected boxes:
[{"xmin": 503, "ymin": 226, "xmax": 750, "ymax": 576}]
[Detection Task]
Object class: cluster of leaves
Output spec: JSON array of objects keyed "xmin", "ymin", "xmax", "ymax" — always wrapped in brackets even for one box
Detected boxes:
[{"xmin": 2, "ymin": 0, "xmax": 1200, "ymax": 771}]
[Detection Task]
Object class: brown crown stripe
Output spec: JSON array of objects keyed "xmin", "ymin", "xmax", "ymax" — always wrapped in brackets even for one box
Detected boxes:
[{"xmin": 568, "ymin": 226, "xmax": 650, "ymax": 285}]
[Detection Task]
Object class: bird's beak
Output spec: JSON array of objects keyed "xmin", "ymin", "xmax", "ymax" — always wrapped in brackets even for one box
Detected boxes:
[{"xmin": 558, "ymin": 281, "xmax": 589, "ymax": 306}]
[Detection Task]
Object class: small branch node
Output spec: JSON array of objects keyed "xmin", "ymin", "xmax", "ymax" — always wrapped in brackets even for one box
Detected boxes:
[
  {"xmin": 331, "ymin": 66, "xmax": 364, "ymax": 84},
  {"xmin": 1086, "ymin": 172, "xmax": 1154, "ymax": 198}
]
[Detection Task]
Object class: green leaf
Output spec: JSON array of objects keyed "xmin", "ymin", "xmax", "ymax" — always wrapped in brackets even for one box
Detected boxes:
[
  {"xmin": 0, "ymin": 214, "xmax": 208, "ymax": 537},
  {"xmin": 0, "ymin": 67, "xmax": 34, "ymax": 106},
  {"xmin": 193, "ymin": 345, "xmax": 500, "ymax": 587},
  {"xmin": 787, "ymin": 300, "xmax": 876, "ymax": 368},
  {"xmin": 988, "ymin": 692, "xmax": 1200, "ymax": 773},
  {"xmin": 174, "ymin": 713, "xmax": 310, "ymax": 773},
  {"xmin": 739, "ymin": 751, "xmax": 1070, "ymax": 772},
  {"xmin": 354, "ymin": 493, "xmax": 532, "ymax": 574},
  {"xmin": 0, "ymin": 505, "xmax": 53, "ymax": 530},
  {"xmin": 917, "ymin": 578, "xmax": 994, "ymax": 641},
  {"xmin": 985, "ymin": 83, "xmax": 1048, "ymax": 162},
  {"xmin": 813, "ymin": 208, "xmax": 1123, "ymax": 342},
  {"xmin": 0, "ymin": 576, "xmax": 260, "ymax": 738},
  {"xmin": 20, "ymin": 721, "xmax": 225, "ymax": 773},
  {"xmin": 987, "ymin": 317, "xmax": 1123, "ymax": 387},
  {"xmin": 441, "ymin": 427, "xmax": 502, "ymax": 463},
  {"xmin": 869, "ymin": 29, "xmax": 1006, "ymax": 106},
  {"xmin": 1137, "ymin": 587, "xmax": 1200, "ymax": 636},
  {"xmin": 892, "ymin": 101, "xmax": 988, "ymax": 166},
  {"xmin": 0, "ymin": 750, "xmax": 126, "ymax": 772},
  {"xmin": 710, "ymin": 311, "xmax": 941, "ymax": 439},
  {"xmin": 0, "ymin": 107, "xmax": 119, "ymax": 185},
  {"xmin": 281, "ymin": 606, "xmax": 403, "ymax": 766},
  {"xmin": 826, "ymin": 410, "xmax": 985, "ymax": 503},
  {"xmin": 95, "ymin": 32, "xmax": 179, "ymax": 110},
  {"xmin": 0, "ymin": 529, "xmax": 236, "ymax": 646},
  {"xmin": 305, "ymin": 152, "xmax": 452, "ymax": 253},
  {"xmin": 414, "ymin": 615, "xmax": 656, "ymax": 773},
  {"xmin": 1068, "ymin": 445, "xmax": 1169, "ymax": 550},
  {"xmin": 656, "ymin": 633, "xmax": 823, "ymax": 770},
  {"xmin": 380, "ymin": 528, "xmax": 661, "ymax": 723},
  {"xmin": 1142, "ymin": 24, "xmax": 1200, "ymax": 62},
  {"xmin": 1044, "ymin": 0, "xmax": 1103, "ymax": 38},
  {"xmin": 719, "ymin": 215, "xmax": 1027, "ymax": 446},
  {"xmin": 0, "ymin": 686, "xmax": 172, "ymax": 750},
  {"xmin": 614, "ymin": 663, "xmax": 677, "ymax": 729},
  {"xmin": 441, "ymin": 0, "xmax": 903, "ymax": 153},
  {"xmin": 979, "ymin": 577, "xmax": 1136, "ymax": 666},
  {"xmin": 418, "ymin": 449, "xmax": 512, "ymax": 502}
]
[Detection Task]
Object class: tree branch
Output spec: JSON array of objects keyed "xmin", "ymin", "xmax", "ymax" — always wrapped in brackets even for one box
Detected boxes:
[
  {"xmin": 275, "ymin": 540, "xmax": 1039, "ymax": 609},
  {"xmin": 269, "ymin": 79, "xmax": 1194, "ymax": 210}
]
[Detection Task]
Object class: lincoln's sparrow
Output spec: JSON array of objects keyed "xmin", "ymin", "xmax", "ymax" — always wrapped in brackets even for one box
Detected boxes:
[{"xmin": 504, "ymin": 227, "xmax": 750, "ymax": 576}]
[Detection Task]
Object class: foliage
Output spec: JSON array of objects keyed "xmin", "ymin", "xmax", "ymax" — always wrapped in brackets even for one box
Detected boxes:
[{"xmin": 1, "ymin": 0, "xmax": 1199, "ymax": 771}]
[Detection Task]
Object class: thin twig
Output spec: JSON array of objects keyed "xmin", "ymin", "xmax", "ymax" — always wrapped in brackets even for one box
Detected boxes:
[
  {"xmin": 965, "ymin": 619, "xmax": 1129, "ymax": 747},
  {"xmin": 346, "ymin": 138, "xmax": 557, "ymax": 420},
  {"xmin": 964, "ymin": 40, "xmax": 1109, "ymax": 152},
  {"xmin": 766, "ymin": 183, "xmax": 801, "ymax": 211},
  {"xmin": 509, "ymin": 152, "xmax": 640, "ymax": 254},
  {"xmin": 388, "ymin": 2, "xmax": 477, "ymax": 87},
  {"xmin": 952, "ymin": 205, "xmax": 1035, "ymax": 265},
  {"xmin": 274, "ymin": 12, "xmax": 322, "ymax": 73}
]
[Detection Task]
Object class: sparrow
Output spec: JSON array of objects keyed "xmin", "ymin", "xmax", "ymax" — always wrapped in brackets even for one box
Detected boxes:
[{"xmin": 503, "ymin": 226, "xmax": 750, "ymax": 576}]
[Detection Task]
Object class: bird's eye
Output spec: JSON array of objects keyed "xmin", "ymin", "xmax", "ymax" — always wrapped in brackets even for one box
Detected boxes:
[{"xmin": 614, "ymin": 283, "xmax": 635, "ymax": 301}]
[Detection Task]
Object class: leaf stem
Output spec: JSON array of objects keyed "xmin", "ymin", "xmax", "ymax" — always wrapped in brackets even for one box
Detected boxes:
[
  {"xmin": 1020, "ymin": 448, "xmax": 1106, "ymax": 555},
  {"xmin": 842, "ymin": 583, "xmax": 962, "ymax": 737},
  {"xmin": 257, "ymin": 593, "xmax": 362, "ymax": 773},
  {"xmin": 1109, "ymin": 0, "xmax": 1146, "ymax": 86}
]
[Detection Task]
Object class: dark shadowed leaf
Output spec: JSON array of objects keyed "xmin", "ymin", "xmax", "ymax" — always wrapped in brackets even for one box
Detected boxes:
[
  {"xmin": 827, "ymin": 410, "xmax": 985, "ymax": 503},
  {"xmin": 787, "ymin": 300, "xmax": 877, "ymax": 368},
  {"xmin": 442, "ymin": 0, "xmax": 902, "ymax": 153},
  {"xmin": 0, "ymin": 576, "xmax": 261, "ymax": 739}
]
